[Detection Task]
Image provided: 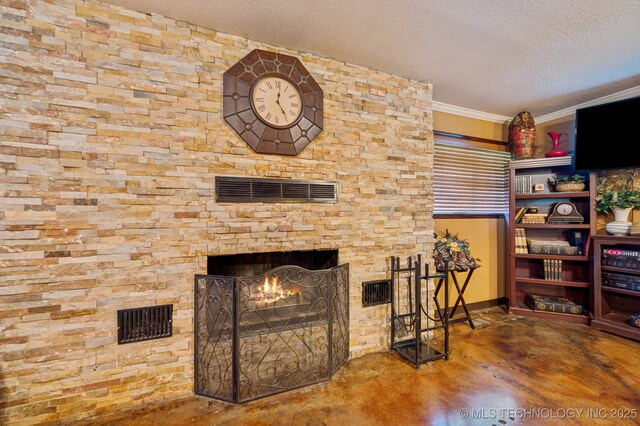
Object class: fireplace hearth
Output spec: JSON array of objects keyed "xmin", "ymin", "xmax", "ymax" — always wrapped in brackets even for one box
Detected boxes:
[{"xmin": 195, "ymin": 250, "xmax": 349, "ymax": 402}]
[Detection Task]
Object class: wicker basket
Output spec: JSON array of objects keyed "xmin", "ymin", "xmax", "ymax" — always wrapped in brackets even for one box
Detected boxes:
[{"xmin": 555, "ymin": 182, "xmax": 585, "ymax": 192}]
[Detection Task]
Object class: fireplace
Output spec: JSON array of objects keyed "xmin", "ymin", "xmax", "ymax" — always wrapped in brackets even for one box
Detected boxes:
[{"xmin": 195, "ymin": 250, "xmax": 349, "ymax": 402}]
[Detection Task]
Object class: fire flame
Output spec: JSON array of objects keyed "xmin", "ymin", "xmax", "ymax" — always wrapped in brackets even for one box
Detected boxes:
[{"xmin": 257, "ymin": 275, "xmax": 300, "ymax": 305}]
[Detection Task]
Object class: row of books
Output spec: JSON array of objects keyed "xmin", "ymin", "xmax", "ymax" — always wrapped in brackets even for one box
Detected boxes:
[
  {"xmin": 543, "ymin": 259, "xmax": 563, "ymax": 281},
  {"xmin": 602, "ymin": 272, "xmax": 640, "ymax": 293},
  {"xmin": 602, "ymin": 248, "xmax": 640, "ymax": 258},
  {"xmin": 524, "ymin": 294, "xmax": 583, "ymax": 316},
  {"xmin": 521, "ymin": 213, "xmax": 548, "ymax": 224},
  {"xmin": 514, "ymin": 229, "xmax": 581, "ymax": 255},
  {"xmin": 514, "ymin": 175, "xmax": 533, "ymax": 194},
  {"xmin": 602, "ymin": 254, "xmax": 640, "ymax": 271},
  {"xmin": 514, "ymin": 207, "xmax": 549, "ymax": 224},
  {"xmin": 514, "ymin": 228, "xmax": 528, "ymax": 253}
]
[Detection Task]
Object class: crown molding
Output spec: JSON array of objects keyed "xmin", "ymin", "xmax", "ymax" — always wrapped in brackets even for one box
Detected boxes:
[
  {"xmin": 534, "ymin": 86, "xmax": 640, "ymax": 124},
  {"xmin": 434, "ymin": 86, "xmax": 640, "ymax": 126},
  {"xmin": 432, "ymin": 101, "xmax": 511, "ymax": 124}
]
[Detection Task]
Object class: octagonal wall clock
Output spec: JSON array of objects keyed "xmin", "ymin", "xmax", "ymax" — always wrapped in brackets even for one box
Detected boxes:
[{"xmin": 223, "ymin": 49, "xmax": 324, "ymax": 156}]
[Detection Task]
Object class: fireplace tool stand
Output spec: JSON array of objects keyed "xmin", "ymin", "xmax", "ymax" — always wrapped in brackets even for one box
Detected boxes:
[{"xmin": 390, "ymin": 255, "xmax": 449, "ymax": 369}]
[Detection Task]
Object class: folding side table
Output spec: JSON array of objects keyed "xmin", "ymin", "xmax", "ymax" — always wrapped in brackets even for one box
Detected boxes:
[{"xmin": 433, "ymin": 265, "xmax": 480, "ymax": 329}]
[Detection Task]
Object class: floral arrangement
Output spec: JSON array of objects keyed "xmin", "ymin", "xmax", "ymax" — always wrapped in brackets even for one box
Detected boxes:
[
  {"xmin": 595, "ymin": 170, "xmax": 640, "ymax": 215},
  {"xmin": 433, "ymin": 229, "xmax": 480, "ymax": 272}
]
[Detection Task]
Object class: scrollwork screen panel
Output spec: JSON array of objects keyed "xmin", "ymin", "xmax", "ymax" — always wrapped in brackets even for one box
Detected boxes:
[
  {"xmin": 194, "ymin": 275, "xmax": 235, "ymax": 402},
  {"xmin": 330, "ymin": 264, "xmax": 350, "ymax": 375},
  {"xmin": 195, "ymin": 263, "xmax": 349, "ymax": 403},
  {"xmin": 236, "ymin": 266, "xmax": 331, "ymax": 402}
]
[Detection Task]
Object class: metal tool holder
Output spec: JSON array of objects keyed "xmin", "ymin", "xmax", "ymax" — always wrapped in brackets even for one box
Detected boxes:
[{"xmin": 390, "ymin": 254, "xmax": 449, "ymax": 369}]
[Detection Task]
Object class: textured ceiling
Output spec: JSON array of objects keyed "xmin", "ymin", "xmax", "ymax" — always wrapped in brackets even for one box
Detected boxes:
[{"xmin": 101, "ymin": 0, "xmax": 640, "ymax": 119}]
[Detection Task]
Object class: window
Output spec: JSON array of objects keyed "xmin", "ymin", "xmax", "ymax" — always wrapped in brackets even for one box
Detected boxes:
[{"xmin": 434, "ymin": 141, "xmax": 510, "ymax": 215}]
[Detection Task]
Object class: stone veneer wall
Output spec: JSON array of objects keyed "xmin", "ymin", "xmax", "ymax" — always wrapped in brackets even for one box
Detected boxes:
[{"xmin": 0, "ymin": 0, "xmax": 434, "ymax": 423}]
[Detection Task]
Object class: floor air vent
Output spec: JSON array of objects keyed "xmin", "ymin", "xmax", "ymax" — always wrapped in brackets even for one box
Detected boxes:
[
  {"xmin": 215, "ymin": 176, "xmax": 337, "ymax": 203},
  {"xmin": 362, "ymin": 279, "xmax": 391, "ymax": 307},
  {"xmin": 117, "ymin": 304, "xmax": 173, "ymax": 344}
]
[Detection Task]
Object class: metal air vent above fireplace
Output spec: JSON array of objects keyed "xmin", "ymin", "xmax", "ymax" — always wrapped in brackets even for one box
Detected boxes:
[{"xmin": 215, "ymin": 176, "xmax": 337, "ymax": 203}]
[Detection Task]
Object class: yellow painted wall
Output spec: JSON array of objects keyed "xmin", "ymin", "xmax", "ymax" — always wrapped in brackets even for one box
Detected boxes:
[
  {"xmin": 434, "ymin": 218, "xmax": 507, "ymax": 306},
  {"xmin": 433, "ymin": 112, "xmax": 509, "ymax": 306},
  {"xmin": 434, "ymin": 111, "xmax": 509, "ymax": 142}
]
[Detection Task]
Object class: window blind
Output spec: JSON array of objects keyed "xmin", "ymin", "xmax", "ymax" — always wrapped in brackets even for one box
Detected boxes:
[{"xmin": 434, "ymin": 142, "xmax": 510, "ymax": 214}]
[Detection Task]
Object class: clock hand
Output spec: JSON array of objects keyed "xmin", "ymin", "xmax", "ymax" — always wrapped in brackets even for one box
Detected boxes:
[{"xmin": 275, "ymin": 90, "xmax": 286, "ymax": 116}]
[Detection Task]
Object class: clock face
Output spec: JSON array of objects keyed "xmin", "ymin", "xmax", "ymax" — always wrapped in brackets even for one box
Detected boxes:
[
  {"xmin": 251, "ymin": 76, "xmax": 303, "ymax": 128},
  {"xmin": 556, "ymin": 203, "xmax": 574, "ymax": 215},
  {"xmin": 223, "ymin": 49, "xmax": 323, "ymax": 155}
]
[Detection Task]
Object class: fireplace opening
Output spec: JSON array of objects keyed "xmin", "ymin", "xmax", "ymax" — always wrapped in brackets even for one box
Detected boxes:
[
  {"xmin": 195, "ymin": 250, "xmax": 348, "ymax": 403},
  {"xmin": 207, "ymin": 249, "xmax": 338, "ymax": 276}
]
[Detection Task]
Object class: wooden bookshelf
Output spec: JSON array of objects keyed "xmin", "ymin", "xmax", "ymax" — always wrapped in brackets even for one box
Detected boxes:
[{"xmin": 507, "ymin": 157, "xmax": 596, "ymax": 325}]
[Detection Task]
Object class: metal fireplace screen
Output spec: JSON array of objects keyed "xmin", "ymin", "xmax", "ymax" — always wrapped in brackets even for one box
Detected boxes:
[{"xmin": 195, "ymin": 264, "xmax": 349, "ymax": 403}]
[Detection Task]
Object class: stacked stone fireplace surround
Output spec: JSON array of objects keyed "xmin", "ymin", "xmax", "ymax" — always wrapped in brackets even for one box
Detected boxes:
[{"xmin": 0, "ymin": 0, "xmax": 434, "ymax": 423}]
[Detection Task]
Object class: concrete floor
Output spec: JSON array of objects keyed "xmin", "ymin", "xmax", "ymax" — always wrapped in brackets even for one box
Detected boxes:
[{"xmin": 73, "ymin": 307, "xmax": 640, "ymax": 425}]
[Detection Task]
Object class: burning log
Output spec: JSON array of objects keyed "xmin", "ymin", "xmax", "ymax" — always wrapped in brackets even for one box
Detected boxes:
[{"xmin": 255, "ymin": 274, "xmax": 301, "ymax": 307}]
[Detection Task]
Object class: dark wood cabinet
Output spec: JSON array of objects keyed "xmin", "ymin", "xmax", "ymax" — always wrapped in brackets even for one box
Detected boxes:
[
  {"xmin": 507, "ymin": 157, "xmax": 596, "ymax": 325},
  {"xmin": 592, "ymin": 235, "xmax": 640, "ymax": 341}
]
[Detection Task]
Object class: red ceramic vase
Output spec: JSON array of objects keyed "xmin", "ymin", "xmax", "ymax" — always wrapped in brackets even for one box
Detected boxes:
[{"xmin": 545, "ymin": 131, "xmax": 569, "ymax": 157}]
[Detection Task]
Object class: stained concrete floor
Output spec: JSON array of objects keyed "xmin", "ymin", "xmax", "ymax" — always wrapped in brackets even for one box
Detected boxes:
[{"xmin": 74, "ymin": 307, "xmax": 640, "ymax": 425}]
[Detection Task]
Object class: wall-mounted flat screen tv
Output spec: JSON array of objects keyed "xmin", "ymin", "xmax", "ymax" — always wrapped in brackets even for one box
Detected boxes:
[{"xmin": 574, "ymin": 96, "xmax": 640, "ymax": 171}]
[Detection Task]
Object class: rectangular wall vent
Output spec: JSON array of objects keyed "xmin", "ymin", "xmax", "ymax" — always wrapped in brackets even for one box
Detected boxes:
[
  {"xmin": 362, "ymin": 279, "xmax": 391, "ymax": 307},
  {"xmin": 215, "ymin": 176, "xmax": 337, "ymax": 203},
  {"xmin": 117, "ymin": 304, "xmax": 173, "ymax": 344}
]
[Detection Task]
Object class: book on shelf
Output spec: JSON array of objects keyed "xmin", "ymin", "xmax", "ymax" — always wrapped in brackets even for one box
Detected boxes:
[
  {"xmin": 515, "ymin": 175, "xmax": 532, "ymax": 194},
  {"xmin": 527, "ymin": 239, "xmax": 570, "ymax": 246},
  {"xmin": 521, "ymin": 213, "xmax": 548, "ymax": 224},
  {"xmin": 602, "ymin": 254, "xmax": 640, "ymax": 271},
  {"xmin": 515, "ymin": 228, "xmax": 528, "ymax": 253},
  {"xmin": 529, "ymin": 245, "xmax": 579, "ymax": 255},
  {"xmin": 524, "ymin": 294, "xmax": 582, "ymax": 315},
  {"xmin": 602, "ymin": 248, "xmax": 640, "ymax": 258},
  {"xmin": 602, "ymin": 272, "xmax": 640, "ymax": 293},
  {"xmin": 566, "ymin": 231, "xmax": 585, "ymax": 255},
  {"xmin": 514, "ymin": 207, "xmax": 527, "ymax": 223},
  {"xmin": 543, "ymin": 259, "xmax": 551, "ymax": 280},
  {"xmin": 543, "ymin": 259, "xmax": 563, "ymax": 281}
]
